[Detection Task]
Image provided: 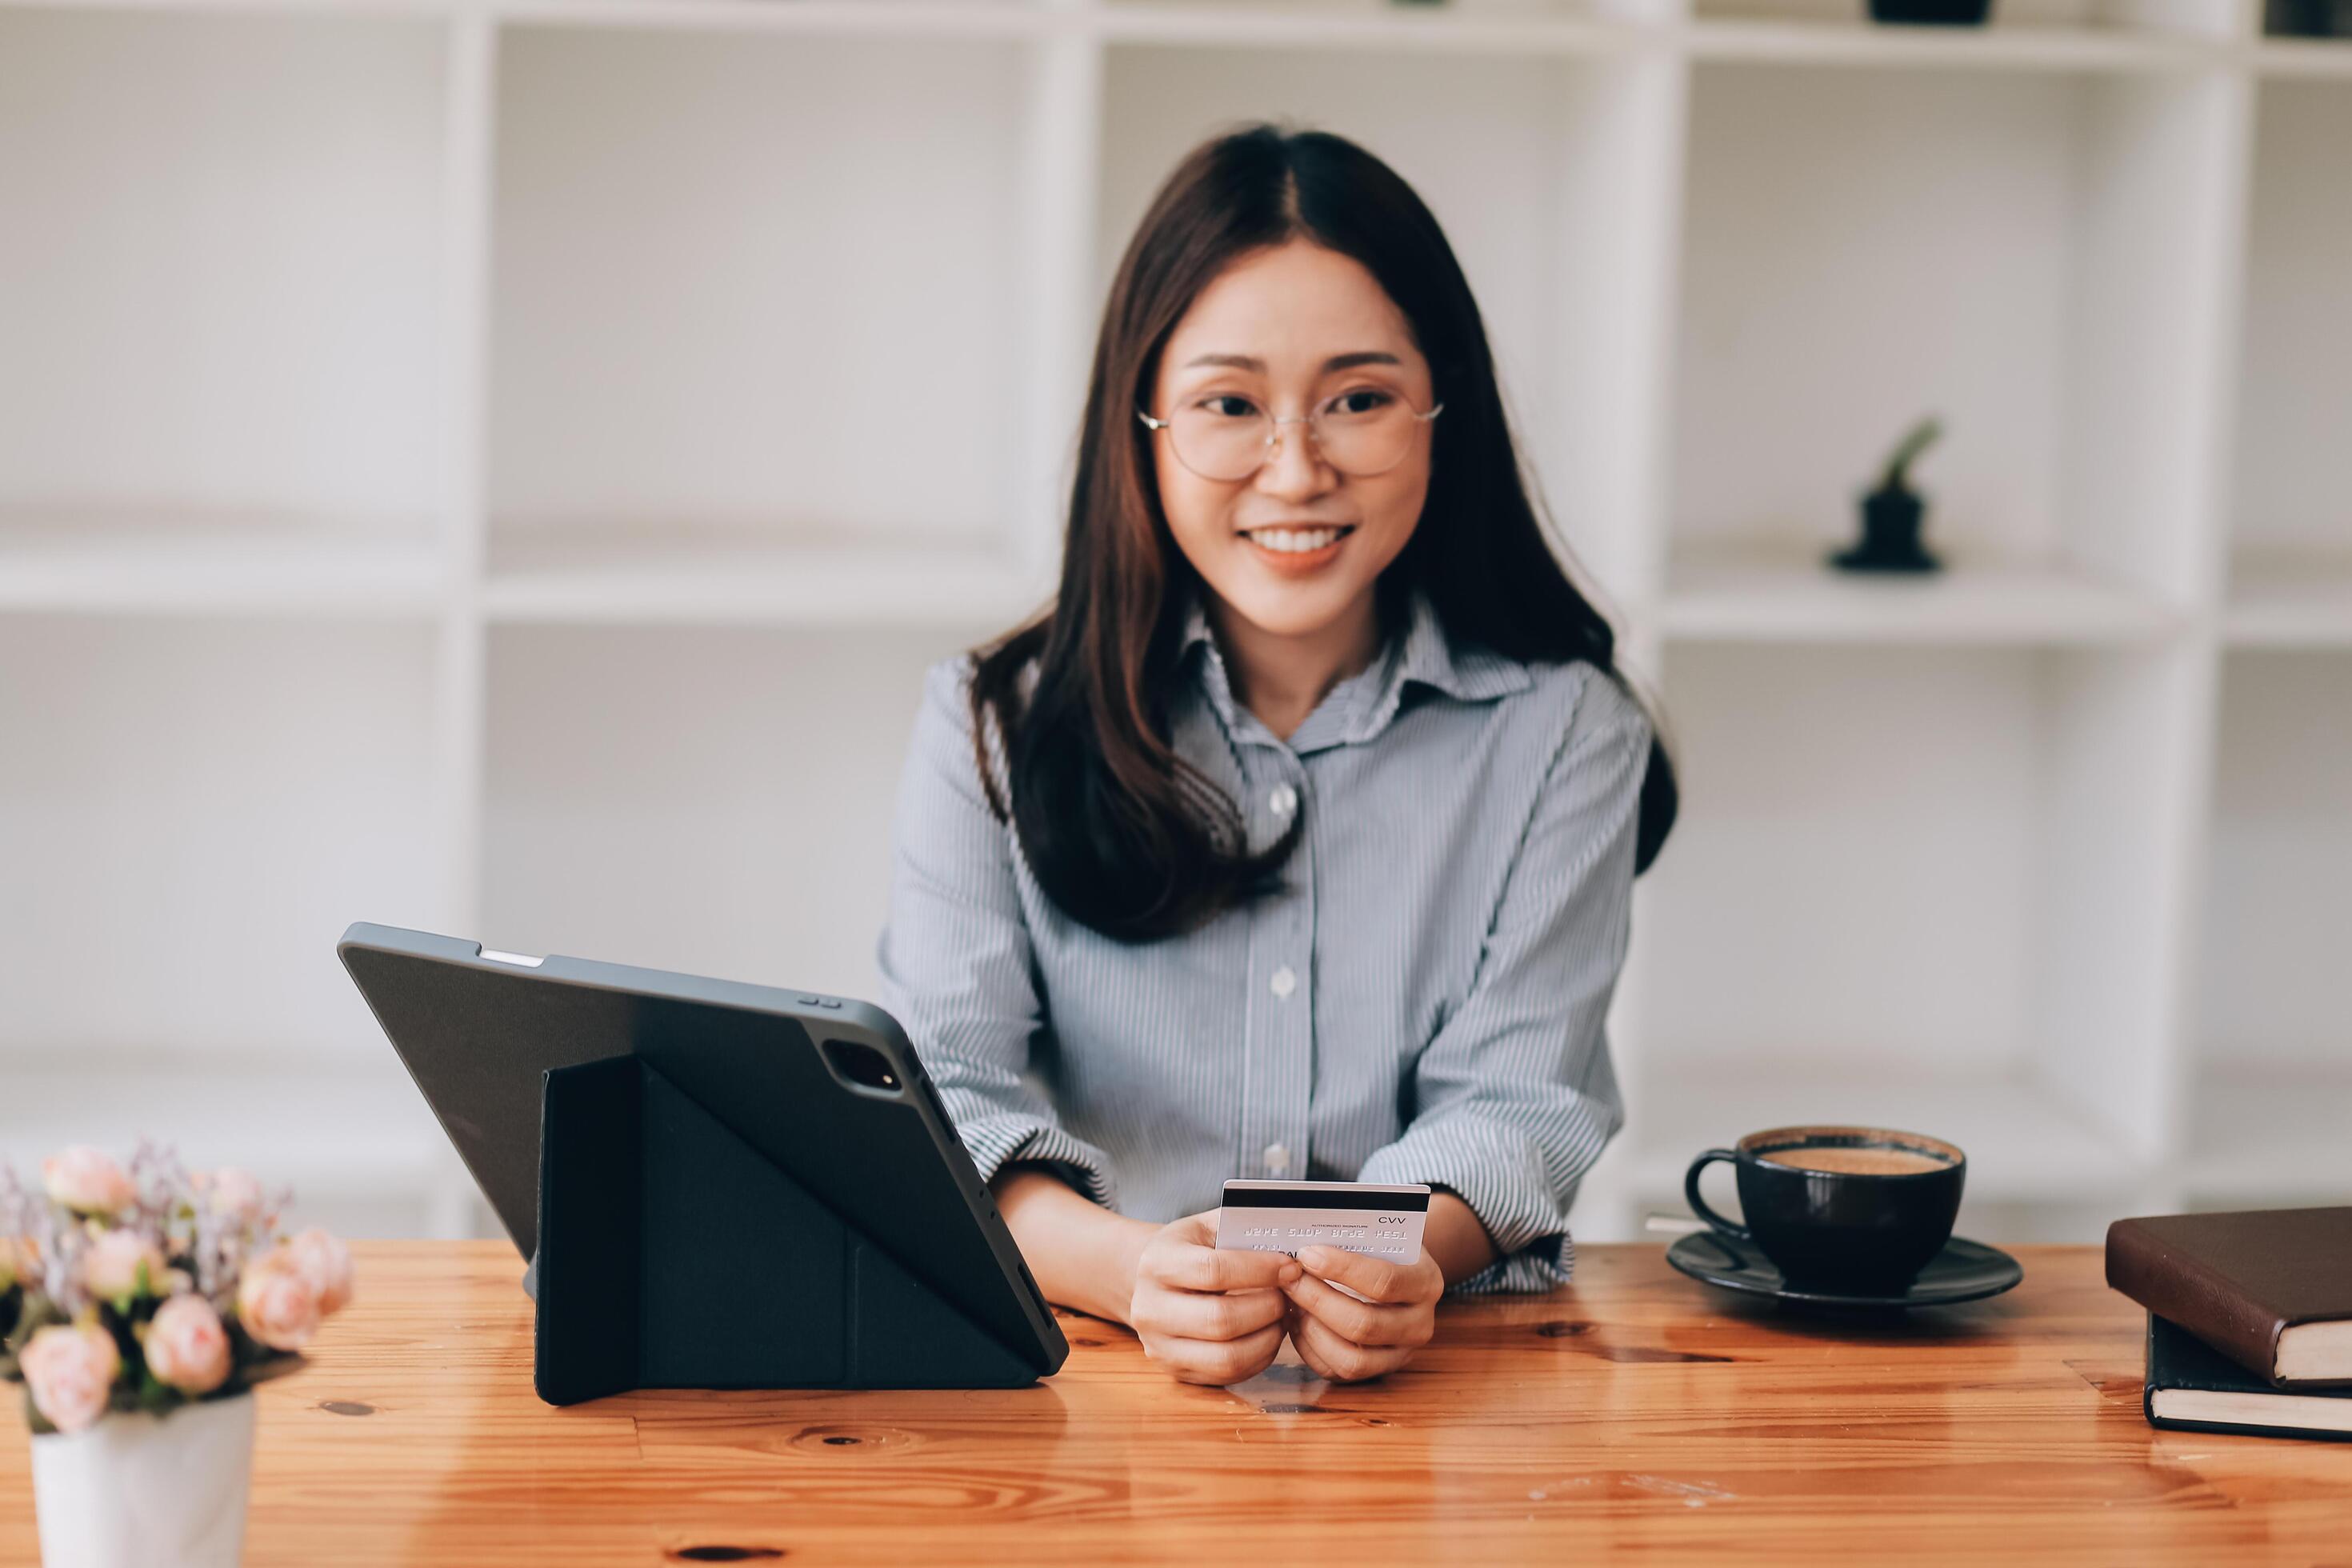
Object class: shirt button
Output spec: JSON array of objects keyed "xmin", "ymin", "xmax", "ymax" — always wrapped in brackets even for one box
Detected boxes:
[
  {"xmin": 1270, "ymin": 784, "xmax": 1298, "ymax": 816},
  {"xmin": 1270, "ymin": 965, "xmax": 1297, "ymax": 999},
  {"xmin": 1263, "ymin": 1142, "xmax": 1291, "ymax": 1174}
]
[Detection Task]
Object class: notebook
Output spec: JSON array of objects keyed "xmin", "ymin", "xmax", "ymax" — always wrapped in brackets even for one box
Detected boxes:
[
  {"xmin": 2144, "ymin": 1314, "xmax": 2352, "ymax": 1442},
  {"xmin": 2106, "ymin": 1207, "xmax": 2352, "ymax": 1389}
]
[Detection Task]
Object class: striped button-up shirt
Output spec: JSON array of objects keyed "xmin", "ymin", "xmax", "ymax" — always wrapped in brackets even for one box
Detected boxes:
[{"xmin": 874, "ymin": 581, "xmax": 1650, "ymax": 1294}]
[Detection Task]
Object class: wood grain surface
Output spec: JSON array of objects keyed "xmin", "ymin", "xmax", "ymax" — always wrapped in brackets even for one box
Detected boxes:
[{"xmin": 2, "ymin": 1242, "xmax": 2346, "ymax": 1566}]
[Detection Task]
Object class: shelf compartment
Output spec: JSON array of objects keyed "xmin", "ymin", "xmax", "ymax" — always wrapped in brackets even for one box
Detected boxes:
[
  {"xmin": 1670, "ymin": 63, "xmax": 2242, "ymax": 618},
  {"xmin": 0, "ymin": 618, "xmax": 446, "ymax": 1058},
  {"xmin": 2182, "ymin": 1073, "xmax": 2352, "ymax": 1204},
  {"xmin": 2227, "ymin": 78, "xmax": 2352, "ymax": 643},
  {"xmin": 0, "ymin": 11, "xmax": 447, "ymax": 530},
  {"xmin": 1629, "ymin": 641, "xmax": 2208, "ymax": 1166},
  {"xmin": 2194, "ymin": 652, "xmax": 2352, "ymax": 1136},
  {"xmin": 489, "ymin": 28, "xmax": 1036, "ymax": 576},
  {"xmin": 1658, "ymin": 538, "xmax": 2182, "ymax": 644},
  {"xmin": 482, "ymin": 623, "xmax": 980, "ymax": 1000},
  {"xmin": 0, "ymin": 514, "xmax": 442, "ymax": 619}
]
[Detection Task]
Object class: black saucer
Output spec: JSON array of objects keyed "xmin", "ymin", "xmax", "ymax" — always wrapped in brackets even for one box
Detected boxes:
[{"xmin": 1666, "ymin": 1230, "xmax": 2023, "ymax": 1310}]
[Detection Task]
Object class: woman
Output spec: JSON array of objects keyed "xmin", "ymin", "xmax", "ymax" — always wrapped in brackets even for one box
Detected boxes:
[{"xmin": 875, "ymin": 123, "xmax": 1677, "ymax": 1387}]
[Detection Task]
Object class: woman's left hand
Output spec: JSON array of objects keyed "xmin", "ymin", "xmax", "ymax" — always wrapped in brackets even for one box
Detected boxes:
[{"xmin": 1278, "ymin": 1243, "xmax": 1444, "ymax": 1383}]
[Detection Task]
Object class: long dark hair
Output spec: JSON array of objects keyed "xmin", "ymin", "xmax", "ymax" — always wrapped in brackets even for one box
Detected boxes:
[{"xmin": 967, "ymin": 122, "xmax": 1677, "ymax": 944}]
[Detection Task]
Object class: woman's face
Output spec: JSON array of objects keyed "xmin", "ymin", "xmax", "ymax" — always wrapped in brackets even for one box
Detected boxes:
[{"xmin": 1146, "ymin": 240, "xmax": 1435, "ymax": 642}]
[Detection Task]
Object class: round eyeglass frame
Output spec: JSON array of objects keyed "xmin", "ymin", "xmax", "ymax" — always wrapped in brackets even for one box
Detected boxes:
[{"xmin": 1135, "ymin": 394, "xmax": 1446, "ymax": 482}]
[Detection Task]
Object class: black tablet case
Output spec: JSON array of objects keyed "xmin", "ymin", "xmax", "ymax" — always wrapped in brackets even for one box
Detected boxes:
[
  {"xmin": 337, "ymin": 924, "xmax": 1066, "ymax": 1406},
  {"xmin": 2145, "ymin": 1314, "xmax": 2352, "ymax": 1442}
]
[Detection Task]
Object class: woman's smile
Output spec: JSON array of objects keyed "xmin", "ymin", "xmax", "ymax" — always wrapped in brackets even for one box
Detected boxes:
[{"xmin": 1238, "ymin": 522, "xmax": 1357, "ymax": 578}]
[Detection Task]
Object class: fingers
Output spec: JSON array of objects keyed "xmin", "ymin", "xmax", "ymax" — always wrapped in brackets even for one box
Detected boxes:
[
  {"xmin": 1136, "ymin": 1283, "xmax": 1290, "ymax": 1345},
  {"xmin": 1150, "ymin": 1240, "xmax": 1301, "ymax": 1294},
  {"xmin": 1282, "ymin": 1270, "xmax": 1422, "ymax": 1346},
  {"xmin": 1296, "ymin": 1244, "xmax": 1410, "ymax": 1305},
  {"xmin": 1144, "ymin": 1318, "xmax": 1288, "ymax": 1386},
  {"xmin": 1287, "ymin": 1307, "xmax": 1413, "ymax": 1385}
]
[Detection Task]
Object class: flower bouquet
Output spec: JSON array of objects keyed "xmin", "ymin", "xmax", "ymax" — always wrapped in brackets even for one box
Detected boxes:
[{"xmin": 2, "ymin": 1142, "xmax": 353, "ymax": 1568}]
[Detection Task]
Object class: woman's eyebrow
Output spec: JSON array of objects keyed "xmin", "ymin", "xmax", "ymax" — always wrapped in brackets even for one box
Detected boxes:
[{"xmin": 1181, "ymin": 351, "xmax": 1402, "ymax": 373}]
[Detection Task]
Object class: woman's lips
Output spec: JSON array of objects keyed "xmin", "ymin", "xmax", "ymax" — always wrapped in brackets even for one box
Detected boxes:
[{"xmin": 1239, "ymin": 526, "xmax": 1354, "ymax": 577}]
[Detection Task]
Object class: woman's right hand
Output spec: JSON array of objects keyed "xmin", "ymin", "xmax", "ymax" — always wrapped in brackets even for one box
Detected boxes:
[{"xmin": 1126, "ymin": 1209, "xmax": 1302, "ymax": 1386}]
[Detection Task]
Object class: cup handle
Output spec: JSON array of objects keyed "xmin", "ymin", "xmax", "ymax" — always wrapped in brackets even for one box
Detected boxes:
[{"xmin": 1683, "ymin": 1150, "xmax": 1752, "ymax": 1242}]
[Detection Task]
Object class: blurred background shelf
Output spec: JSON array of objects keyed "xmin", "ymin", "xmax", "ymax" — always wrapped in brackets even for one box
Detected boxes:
[
  {"xmin": 483, "ymin": 525, "xmax": 1049, "ymax": 627},
  {"xmin": 1680, "ymin": 17, "xmax": 2218, "ymax": 70},
  {"xmin": 1096, "ymin": 1, "xmax": 1643, "ymax": 52},
  {"xmin": 0, "ymin": 517, "xmax": 443, "ymax": 618},
  {"xmin": 1657, "ymin": 541, "xmax": 2182, "ymax": 644},
  {"xmin": 2222, "ymin": 550, "xmax": 2352, "ymax": 646},
  {"xmin": 2184, "ymin": 1073, "xmax": 2352, "ymax": 1202},
  {"xmin": 0, "ymin": 1054, "xmax": 476, "ymax": 1239},
  {"xmin": 2251, "ymin": 35, "xmax": 2352, "ymax": 75},
  {"xmin": 3, "ymin": 0, "xmax": 2346, "ymax": 1246}
]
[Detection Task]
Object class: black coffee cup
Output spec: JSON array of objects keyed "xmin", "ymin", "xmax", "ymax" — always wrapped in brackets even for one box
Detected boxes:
[{"xmin": 1684, "ymin": 1125, "xmax": 1966, "ymax": 1292}]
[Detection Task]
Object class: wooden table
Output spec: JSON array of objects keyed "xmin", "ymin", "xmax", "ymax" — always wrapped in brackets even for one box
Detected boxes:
[{"xmin": 3, "ymin": 1241, "xmax": 2346, "ymax": 1565}]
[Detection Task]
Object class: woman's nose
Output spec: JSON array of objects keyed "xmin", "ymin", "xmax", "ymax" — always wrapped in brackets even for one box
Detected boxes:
[{"xmin": 1254, "ymin": 418, "xmax": 1336, "ymax": 499}]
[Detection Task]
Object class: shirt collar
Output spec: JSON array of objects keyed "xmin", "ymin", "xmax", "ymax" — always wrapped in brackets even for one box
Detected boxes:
[{"xmin": 1174, "ymin": 578, "xmax": 1530, "ymax": 750}]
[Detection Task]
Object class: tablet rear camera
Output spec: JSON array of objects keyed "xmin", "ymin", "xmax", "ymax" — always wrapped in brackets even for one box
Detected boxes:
[{"xmin": 822, "ymin": 1038, "xmax": 902, "ymax": 1095}]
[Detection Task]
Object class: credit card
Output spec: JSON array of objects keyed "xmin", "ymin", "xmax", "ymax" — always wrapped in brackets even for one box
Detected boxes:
[{"xmin": 1217, "ymin": 1178, "xmax": 1432, "ymax": 1301}]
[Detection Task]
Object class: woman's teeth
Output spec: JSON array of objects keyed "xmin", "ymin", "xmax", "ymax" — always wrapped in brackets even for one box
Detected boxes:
[{"xmin": 1245, "ymin": 526, "xmax": 1353, "ymax": 554}]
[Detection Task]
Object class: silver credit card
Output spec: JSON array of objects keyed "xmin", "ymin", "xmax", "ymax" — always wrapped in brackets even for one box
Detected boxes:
[{"xmin": 1217, "ymin": 1178, "xmax": 1432, "ymax": 1298}]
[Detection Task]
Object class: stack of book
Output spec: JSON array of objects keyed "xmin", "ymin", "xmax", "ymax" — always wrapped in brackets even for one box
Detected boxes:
[{"xmin": 2106, "ymin": 1206, "xmax": 2352, "ymax": 1442}]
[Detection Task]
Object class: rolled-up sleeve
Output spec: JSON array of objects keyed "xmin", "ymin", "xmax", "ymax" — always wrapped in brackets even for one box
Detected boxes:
[
  {"xmin": 873, "ymin": 656, "xmax": 1121, "ymax": 1210},
  {"xmin": 1354, "ymin": 669, "xmax": 1648, "ymax": 1294}
]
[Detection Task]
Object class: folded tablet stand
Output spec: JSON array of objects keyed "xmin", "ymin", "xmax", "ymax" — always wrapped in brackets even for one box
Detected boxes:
[{"xmin": 533, "ymin": 1055, "xmax": 1043, "ymax": 1404}]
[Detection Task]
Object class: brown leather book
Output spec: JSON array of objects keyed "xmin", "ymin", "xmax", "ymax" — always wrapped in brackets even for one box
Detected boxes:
[{"xmin": 2106, "ymin": 1208, "xmax": 2352, "ymax": 1390}]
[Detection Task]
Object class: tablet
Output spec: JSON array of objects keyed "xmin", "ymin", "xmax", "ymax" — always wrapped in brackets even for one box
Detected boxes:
[{"xmin": 335, "ymin": 922, "xmax": 1066, "ymax": 1381}]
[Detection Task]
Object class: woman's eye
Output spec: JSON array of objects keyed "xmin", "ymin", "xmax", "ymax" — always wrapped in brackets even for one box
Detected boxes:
[
  {"xmin": 1330, "ymin": 388, "xmax": 1396, "ymax": 416},
  {"xmin": 1198, "ymin": 394, "xmax": 1258, "ymax": 419}
]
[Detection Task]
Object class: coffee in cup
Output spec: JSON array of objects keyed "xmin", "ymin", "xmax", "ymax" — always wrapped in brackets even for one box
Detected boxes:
[{"xmin": 1684, "ymin": 1126, "xmax": 1966, "ymax": 1292}]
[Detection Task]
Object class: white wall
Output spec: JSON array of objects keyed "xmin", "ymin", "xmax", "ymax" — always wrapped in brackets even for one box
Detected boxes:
[{"xmin": 2, "ymin": 0, "xmax": 2346, "ymax": 1247}]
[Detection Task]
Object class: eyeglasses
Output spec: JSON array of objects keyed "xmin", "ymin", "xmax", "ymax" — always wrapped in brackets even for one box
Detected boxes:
[{"xmin": 1137, "ymin": 388, "xmax": 1445, "ymax": 482}]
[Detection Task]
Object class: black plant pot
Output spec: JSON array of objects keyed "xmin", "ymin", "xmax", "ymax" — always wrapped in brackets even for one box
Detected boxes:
[
  {"xmin": 1870, "ymin": 0, "xmax": 1993, "ymax": 23},
  {"xmin": 1829, "ymin": 486, "xmax": 1942, "ymax": 574}
]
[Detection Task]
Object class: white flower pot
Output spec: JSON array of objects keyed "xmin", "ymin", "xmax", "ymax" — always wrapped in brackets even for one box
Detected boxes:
[{"xmin": 28, "ymin": 1391, "xmax": 254, "ymax": 1568}]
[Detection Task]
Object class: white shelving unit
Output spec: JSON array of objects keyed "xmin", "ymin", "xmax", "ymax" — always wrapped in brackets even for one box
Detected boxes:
[{"xmin": 3, "ymin": 0, "xmax": 2346, "ymax": 1244}]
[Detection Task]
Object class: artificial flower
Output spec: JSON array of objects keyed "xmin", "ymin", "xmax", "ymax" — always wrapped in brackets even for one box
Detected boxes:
[
  {"xmin": 80, "ymin": 1230, "xmax": 166, "ymax": 1302},
  {"xmin": 41, "ymin": 1147, "xmax": 135, "ymax": 1218},
  {"xmin": 237, "ymin": 1250, "xmax": 322, "ymax": 1352},
  {"xmin": 20, "ymin": 1324, "xmax": 121, "ymax": 1434},
  {"xmin": 142, "ymin": 1294, "xmax": 231, "ymax": 1396},
  {"xmin": 286, "ymin": 1227, "xmax": 354, "ymax": 1316}
]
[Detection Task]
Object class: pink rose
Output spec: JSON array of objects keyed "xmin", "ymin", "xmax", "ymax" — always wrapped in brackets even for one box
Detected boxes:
[
  {"xmin": 21, "ymin": 1324, "xmax": 122, "ymax": 1434},
  {"xmin": 80, "ymin": 1230, "xmax": 166, "ymax": 1301},
  {"xmin": 286, "ymin": 1228, "xmax": 354, "ymax": 1316},
  {"xmin": 237, "ymin": 1251, "xmax": 321, "ymax": 1352},
  {"xmin": 195, "ymin": 1167, "xmax": 265, "ymax": 1222},
  {"xmin": 142, "ymin": 1294, "xmax": 231, "ymax": 1396},
  {"xmin": 42, "ymin": 1146, "xmax": 136, "ymax": 1218}
]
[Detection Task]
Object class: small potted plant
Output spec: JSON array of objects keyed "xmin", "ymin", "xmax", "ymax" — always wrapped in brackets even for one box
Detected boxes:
[
  {"xmin": 1870, "ymin": 0, "xmax": 1994, "ymax": 26},
  {"xmin": 2, "ymin": 1142, "xmax": 354, "ymax": 1568},
  {"xmin": 1830, "ymin": 414, "xmax": 1946, "ymax": 574}
]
